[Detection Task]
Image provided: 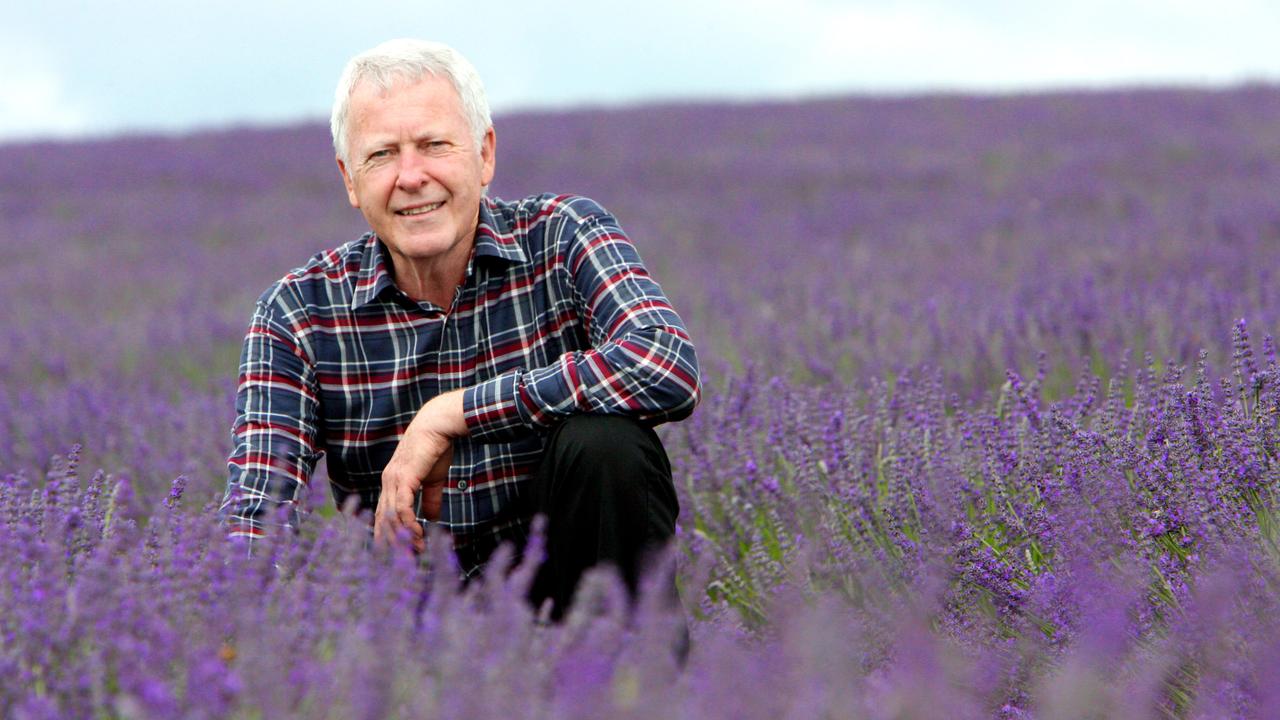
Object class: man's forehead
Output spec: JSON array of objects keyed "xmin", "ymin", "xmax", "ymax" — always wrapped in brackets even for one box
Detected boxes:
[{"xmin": 346, "ymin": 75, "xmax": 466, "ymax": 141}]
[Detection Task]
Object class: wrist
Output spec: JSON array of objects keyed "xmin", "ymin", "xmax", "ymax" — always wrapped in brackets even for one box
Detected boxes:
[{"xmin": 418, "ymin": 388, "xmax": 469, "ymax": 440}]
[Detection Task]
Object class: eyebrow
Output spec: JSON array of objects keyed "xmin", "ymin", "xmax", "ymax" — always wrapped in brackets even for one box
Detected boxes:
[
  {"xmin": 359, "ymin": 131, "xmax": 450, "ymax": 157},
  {"xmin": 360, "ymin": 137, "xmax": 396, "ymax": 155}
]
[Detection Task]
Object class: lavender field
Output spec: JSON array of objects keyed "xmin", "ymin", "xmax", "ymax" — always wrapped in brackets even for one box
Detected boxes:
[{"xmin": 5, "ymin": 86, "xmax": 1280, "ymax": 718}]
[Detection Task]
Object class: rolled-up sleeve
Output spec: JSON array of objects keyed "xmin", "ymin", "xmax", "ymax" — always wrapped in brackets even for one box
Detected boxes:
[
  {"xmin": 220, "ymin": 297, "xmax": 322, "ymax": 547},
  {"xmin": 464, "ymin": 205, "xmax": 700, "ymax": 441}
]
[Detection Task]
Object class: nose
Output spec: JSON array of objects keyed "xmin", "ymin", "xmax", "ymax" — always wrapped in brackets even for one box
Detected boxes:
[{"xmin": 395, "ymin": 149, "xmax": 431, "ymax": 192}]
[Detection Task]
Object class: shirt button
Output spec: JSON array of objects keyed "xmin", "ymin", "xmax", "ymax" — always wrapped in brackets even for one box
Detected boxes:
[{"xmin": 457, "ymin": 479, "xmax": 469, "ymax": 491}]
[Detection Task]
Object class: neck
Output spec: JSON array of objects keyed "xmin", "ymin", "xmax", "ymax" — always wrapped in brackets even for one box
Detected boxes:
[{"xmin": 387, "ymin": 238, "xmax": 473, "ymax": 309}]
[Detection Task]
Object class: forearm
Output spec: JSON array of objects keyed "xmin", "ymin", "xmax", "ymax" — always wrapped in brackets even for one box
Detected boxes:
[
  {"xmin": 222, "ymin": 445, "xmax": 315, "ymax": 538},
  {"xmin": 463, "ymin": 325, "xmax": 700, "ymax": 441},
  {"xmin": 410, "ymin": 388, "xmax": 468, "ymax": 440},
  {"xmin": 222, "ymin": 300, "xmax": 322, "ymax": 543},
  {"xmin": 465, "ymin": 198, "xmax": 702, "ymax": 442}
]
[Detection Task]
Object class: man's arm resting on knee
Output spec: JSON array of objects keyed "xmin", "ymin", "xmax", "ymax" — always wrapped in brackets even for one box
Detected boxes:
[
  {"xmin": 379, "ymin": 199, "xmax": 702, "ymax": 547},
  {"xmin": 462, "ymin": 200, "xmax": 702, "ymax": 444}
]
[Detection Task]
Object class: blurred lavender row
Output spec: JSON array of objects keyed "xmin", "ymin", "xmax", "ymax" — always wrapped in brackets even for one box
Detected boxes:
[
  {"xmin": 7, "ymin": 87, "xmax": 1280, "ymax": 393},
  {"xmin": 4, "ymin": 86, "xmax": 1280, "ymax": 717}
]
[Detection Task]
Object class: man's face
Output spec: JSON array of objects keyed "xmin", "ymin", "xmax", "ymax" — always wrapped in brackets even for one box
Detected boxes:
[{"xmin": 337, "ymin": 75, "xmax": 496, "ymax": 273}]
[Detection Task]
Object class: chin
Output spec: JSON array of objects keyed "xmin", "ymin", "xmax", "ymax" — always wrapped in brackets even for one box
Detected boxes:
[{"xmin": 394, "ymin": 235, "xmax": 461, "ymax": 259}]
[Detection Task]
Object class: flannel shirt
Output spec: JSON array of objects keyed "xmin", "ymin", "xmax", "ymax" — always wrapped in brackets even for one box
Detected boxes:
[{"xmin": 220, "ymin": 194, "xmax": 700, "ymax": 567}]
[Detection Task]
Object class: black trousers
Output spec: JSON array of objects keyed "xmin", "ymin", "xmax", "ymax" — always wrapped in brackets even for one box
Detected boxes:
[{"xmin": 494, "ymin": 414, "xmax": 682, "ymax": 621}]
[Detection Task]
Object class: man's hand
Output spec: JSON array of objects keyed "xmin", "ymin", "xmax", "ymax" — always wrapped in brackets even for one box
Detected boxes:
[{"xmin": 375, "ymin": 389, "xmax": 468, "ymax": 553}]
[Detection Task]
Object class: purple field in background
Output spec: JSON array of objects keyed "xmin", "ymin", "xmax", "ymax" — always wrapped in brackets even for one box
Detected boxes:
[{"xmin": 4, "ymin": 86, "xmax": 1280, "ymax": 717}]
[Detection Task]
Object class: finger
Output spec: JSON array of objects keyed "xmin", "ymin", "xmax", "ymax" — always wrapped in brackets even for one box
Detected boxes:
[
  {"xmin": 394, "ymin": 477, "xmax": 416, "ymax": 511},
  {"xmin": 390, "ymin": 481, "xmax": 420, "ymax": 541},
  {"xmin": 420, "ymin": 485, "xmax": 443, "ymax": 522},
  {"xmin": 405, "ymin": 490, "xmax": 426, "ymax": 545},
  {"xmin": 375, "ymin": 513, "xmax": 394, "ymax": 548},
  {"xmin": 409, "ymin": 495, "xmax": 426, "ymax": 554},
  {"xmin": 396, "ymin": 500, "xmax": 419, "ymax": 538},
  {"xmin": 374, "ymin": 482, "xmax": 397, "ymax": 547}
]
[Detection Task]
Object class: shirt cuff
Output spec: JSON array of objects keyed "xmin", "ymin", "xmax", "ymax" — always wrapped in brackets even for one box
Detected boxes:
[{"xmin": 463, "ymin": 370, "xmax": 533, "ymax": 442}]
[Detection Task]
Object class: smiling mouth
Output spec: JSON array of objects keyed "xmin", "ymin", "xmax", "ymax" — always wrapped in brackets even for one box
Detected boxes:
[{"xmin": 396, "ymin": 201, "xmax": 444, "ymax": 217}]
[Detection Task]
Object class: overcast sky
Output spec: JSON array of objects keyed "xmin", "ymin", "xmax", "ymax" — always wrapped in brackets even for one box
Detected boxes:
[{"xmin": 2, "ymin": 0, "xmax": 1276, "ymax": 142}]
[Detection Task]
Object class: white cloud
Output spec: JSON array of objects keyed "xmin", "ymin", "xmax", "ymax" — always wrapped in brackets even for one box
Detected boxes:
[
  {"xmin": 799, "ymin": 0, "xmax": 1280, "ymax": 92},
  {"xmin": 1, "ymin": 0, "xmax": 1279, "ymax": 141},
  {"xmin": 809, "ymin": 4, "xmax": 993, "ymax": 86},
  {"xmin": 0, "ymin": 40, "xmax": 89, "ymax": 140}
]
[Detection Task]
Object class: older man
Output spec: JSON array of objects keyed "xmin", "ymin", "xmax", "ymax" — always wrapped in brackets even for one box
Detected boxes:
[{"xmin": 220, "ymin": 39, "xmax": 700, "ymax": 618}]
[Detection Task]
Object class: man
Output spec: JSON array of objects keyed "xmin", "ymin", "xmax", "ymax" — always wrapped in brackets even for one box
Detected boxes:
[{"xmin": 220, "ymin": 39, "xmax": 700, "ymax": 619}]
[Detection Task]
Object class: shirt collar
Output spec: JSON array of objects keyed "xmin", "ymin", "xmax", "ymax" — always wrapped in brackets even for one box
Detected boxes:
[
  {"xmin": 473, "ymin": 195, "xmax": 528, "ymax": 265},
  {"xmin": 351, "ymin": 233, "xmax": 398, "ymax": 310},
  {"xmin": 350, "ymin": 196, "xmax": 528, "ymax": 311}
]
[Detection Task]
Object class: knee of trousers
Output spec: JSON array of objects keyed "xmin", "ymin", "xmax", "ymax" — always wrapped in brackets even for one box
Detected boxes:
[
  {"xmin": 548, "ymin": 414, "xmax": 666, "ymax": 469},
  {"xmin": 539, "ymin": 415, "xmax": 676, "ymax": 511}
]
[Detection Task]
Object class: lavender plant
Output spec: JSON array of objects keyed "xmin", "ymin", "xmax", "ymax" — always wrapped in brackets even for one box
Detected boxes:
[{"xmin": 4, "ymin": 86, "xmax": 1280, "ymax": 717}]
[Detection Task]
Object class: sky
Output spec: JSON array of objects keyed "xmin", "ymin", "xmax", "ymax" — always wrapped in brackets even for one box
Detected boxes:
[{"xmin": 2, "ymin": 0, "xmax": 1276, "ymax": 142}]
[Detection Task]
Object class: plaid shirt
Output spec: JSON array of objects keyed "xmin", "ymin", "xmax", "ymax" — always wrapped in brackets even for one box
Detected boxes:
[{"xmin": 221, "ymin": 194, "xmax": 700, "ymax": 567}]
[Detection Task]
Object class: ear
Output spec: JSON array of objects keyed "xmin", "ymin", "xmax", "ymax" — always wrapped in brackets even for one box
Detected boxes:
[
  {"xmin": 336, "ymin": 155, "xmax": 360, "ymax": 208},
  {"xmin": 480, "ymin": 126, "xmax": 497, "ymax": 187}
]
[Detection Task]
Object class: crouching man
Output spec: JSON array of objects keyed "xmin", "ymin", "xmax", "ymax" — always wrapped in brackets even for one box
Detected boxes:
[{"xmin": 219, "ymin": 39, "xmax": 700, "ymax": 621}]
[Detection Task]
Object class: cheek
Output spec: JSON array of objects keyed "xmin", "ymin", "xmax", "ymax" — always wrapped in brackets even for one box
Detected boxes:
[{"xmin": 356, "ymin": 174, "xmax": 392, "ymax": 201}]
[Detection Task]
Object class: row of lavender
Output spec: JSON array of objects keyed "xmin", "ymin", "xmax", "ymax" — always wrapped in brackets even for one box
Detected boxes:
[
  {"xmin": 8, "ymin": 87, "xmax": 1280, "ymax": 495},
  {"xmin": 4, "ymin": 86, "xmax": 1280, "ymax": 716},
  {"xmin": 6, "ymin": 328, "xmax": 1280, "ymax": 716},
  {"xmin": 6, "ymin": 87, "xmax": 1280, "ymax": 395}
]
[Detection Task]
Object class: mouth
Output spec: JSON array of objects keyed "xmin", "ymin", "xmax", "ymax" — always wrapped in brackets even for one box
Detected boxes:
[{"xmin": 396, "ymin": 200, "xmax": 444, "ymax": 217}]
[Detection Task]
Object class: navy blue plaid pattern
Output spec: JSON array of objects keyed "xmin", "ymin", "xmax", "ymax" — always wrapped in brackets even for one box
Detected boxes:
[{"xmin": 221, "ymin": 194, "xmax": 700, "ymax": 565}]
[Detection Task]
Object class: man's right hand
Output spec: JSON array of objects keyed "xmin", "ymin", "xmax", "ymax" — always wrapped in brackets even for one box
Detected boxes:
[
  {"xmin": 375, "ymin": 436, "xmax": 452, "ymax": 554},
  {"xmin": 375, "ymin": 389, "xmax": 467, "ymax": 553}
]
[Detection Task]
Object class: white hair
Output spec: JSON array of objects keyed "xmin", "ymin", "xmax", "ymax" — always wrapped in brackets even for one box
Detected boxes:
[{"xmin": 330, "ymin": 39, "xmax": 492, "ymax": 165}]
